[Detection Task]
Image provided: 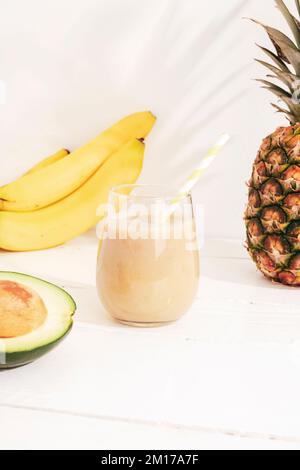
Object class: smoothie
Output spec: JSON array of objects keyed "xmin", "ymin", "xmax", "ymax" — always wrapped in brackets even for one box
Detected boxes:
[{"xmin": 97, "ymin": 218, "xmax": 200, "ymax": 326}]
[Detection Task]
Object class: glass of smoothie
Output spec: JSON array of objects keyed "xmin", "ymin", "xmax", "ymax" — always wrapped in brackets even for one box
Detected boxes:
[{"xmin": 96, "ymin": 184, "xmax": 200, "ymax": 327}]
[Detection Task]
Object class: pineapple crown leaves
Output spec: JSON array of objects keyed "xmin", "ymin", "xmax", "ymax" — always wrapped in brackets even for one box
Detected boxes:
[
  {"xmin": 255, "ymin": 58, "xmax": 297, "ymax": 90},
  {"xmin": 271, "ymin": 102, "xmax": 296, "ymax": 121},
  {"xmin": 275, "ymin": 0, "xmax": 300, "ymax": 48},
  {"xmin": 250, "ymin": 0, "xmax": 300, "ymax": 124}
]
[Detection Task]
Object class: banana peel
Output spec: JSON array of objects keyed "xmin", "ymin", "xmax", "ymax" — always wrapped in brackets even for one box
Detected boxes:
[
  {"xmin": 0, "ymin": 139, "xmax": 145, "ymax": 251},
  {"xmin": 0, "ymin": 112, "xmax": 155, "ymax": 212}
]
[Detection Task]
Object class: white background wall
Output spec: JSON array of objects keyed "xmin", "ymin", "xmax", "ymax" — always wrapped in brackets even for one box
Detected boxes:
[{"xmin": 0, "ymin": 0, "xmax": 292, "ymax": 239}]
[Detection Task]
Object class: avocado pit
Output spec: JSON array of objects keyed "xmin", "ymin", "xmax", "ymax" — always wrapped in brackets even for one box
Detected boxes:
[{"xmin": 0, "ymin": 280, "xmax": 48, "ymax": 338}]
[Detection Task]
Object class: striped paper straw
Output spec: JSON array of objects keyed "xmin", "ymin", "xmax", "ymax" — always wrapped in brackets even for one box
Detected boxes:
[{"xmin": 165, "ymin": 133, "xmax": 230, "ymax": 216}]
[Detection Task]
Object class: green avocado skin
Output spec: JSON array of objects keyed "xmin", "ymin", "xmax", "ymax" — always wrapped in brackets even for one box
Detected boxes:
[{"xmin": 0, "ymin": 324, "xmax": 73, "ymax": 370}]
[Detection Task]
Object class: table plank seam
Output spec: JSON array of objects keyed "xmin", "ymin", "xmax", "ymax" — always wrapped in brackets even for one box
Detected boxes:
[{"xmin": 0, "ymin": 403, "xmax": 299, "ymax": 446}]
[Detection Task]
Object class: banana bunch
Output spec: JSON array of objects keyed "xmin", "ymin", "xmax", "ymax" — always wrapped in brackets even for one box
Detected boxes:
[{"xmin": 0, "ymin": 111, "xmax": 156, "ymax": 251}]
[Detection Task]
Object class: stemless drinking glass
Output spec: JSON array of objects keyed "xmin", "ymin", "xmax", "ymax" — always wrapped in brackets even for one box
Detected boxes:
[{"xmin": 96, "ymin": 184, "xmax": 200, "ymax": 327}]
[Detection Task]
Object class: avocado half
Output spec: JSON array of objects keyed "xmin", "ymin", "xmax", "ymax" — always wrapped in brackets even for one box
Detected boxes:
[{"xmin": 0, "ymin": 272, "xmax": 76, "ymax": 369}]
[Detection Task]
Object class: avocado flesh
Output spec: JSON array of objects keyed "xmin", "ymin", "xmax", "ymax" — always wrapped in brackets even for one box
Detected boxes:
[{"xmin": 0, "ymin": 272, "xmax": 76, "ymax": 368}]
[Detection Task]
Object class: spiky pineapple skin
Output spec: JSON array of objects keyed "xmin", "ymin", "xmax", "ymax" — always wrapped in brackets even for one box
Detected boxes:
[{"xmin": 246, "ymin": 124, "xmax": 300, "ymax": 286}]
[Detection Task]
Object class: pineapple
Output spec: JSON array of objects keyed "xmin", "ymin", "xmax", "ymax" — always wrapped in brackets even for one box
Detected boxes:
[{"xmin": 246, "ymin": 0, "xmax": 300, "ymax": 286}]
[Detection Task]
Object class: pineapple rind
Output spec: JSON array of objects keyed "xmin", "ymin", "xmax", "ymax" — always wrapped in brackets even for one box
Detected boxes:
[{"xmin": 246, "ymin": 124, "xmax": 300, "ymax": 286}]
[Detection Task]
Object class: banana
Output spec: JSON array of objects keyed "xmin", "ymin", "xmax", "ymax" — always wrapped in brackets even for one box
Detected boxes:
[
  {"xmin": 24, "ymin": 149, "xmax": 70, "ymax": 175},
  {"xmin": 0, "ymin": 111, "xmax": 155, "ymax": 212},
  {"xmin": 0, "ymin": 139, "xmax": 145, "ymax": 251}
]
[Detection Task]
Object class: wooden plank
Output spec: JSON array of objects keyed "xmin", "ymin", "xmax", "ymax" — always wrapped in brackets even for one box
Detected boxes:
[{"xmin": 0, "ymin": 405, "xmax": 299, "ymax": 450}]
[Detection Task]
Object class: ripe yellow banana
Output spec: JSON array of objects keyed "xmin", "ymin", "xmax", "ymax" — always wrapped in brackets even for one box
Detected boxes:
[
  {"xmin": 0, "ymin": 111, "xmax": 155, "ymax": 212},
  {"xmin": 24, "ymin": 149, "xmax": 70, "ymax": 175},
  {"xmin": 0, "ymin": 139, "xmax": 145, "ymax": 251}
]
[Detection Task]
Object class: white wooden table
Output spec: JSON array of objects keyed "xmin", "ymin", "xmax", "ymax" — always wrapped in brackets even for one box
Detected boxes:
[{"xmin": 0, "ymin": 234, "xmax": 300, "ymax": 450}]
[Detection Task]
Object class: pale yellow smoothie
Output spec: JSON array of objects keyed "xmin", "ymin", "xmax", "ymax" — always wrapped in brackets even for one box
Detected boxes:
[{"xmin": 97, "ymin": 219, "xmax": 200, "ymax": 326}]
